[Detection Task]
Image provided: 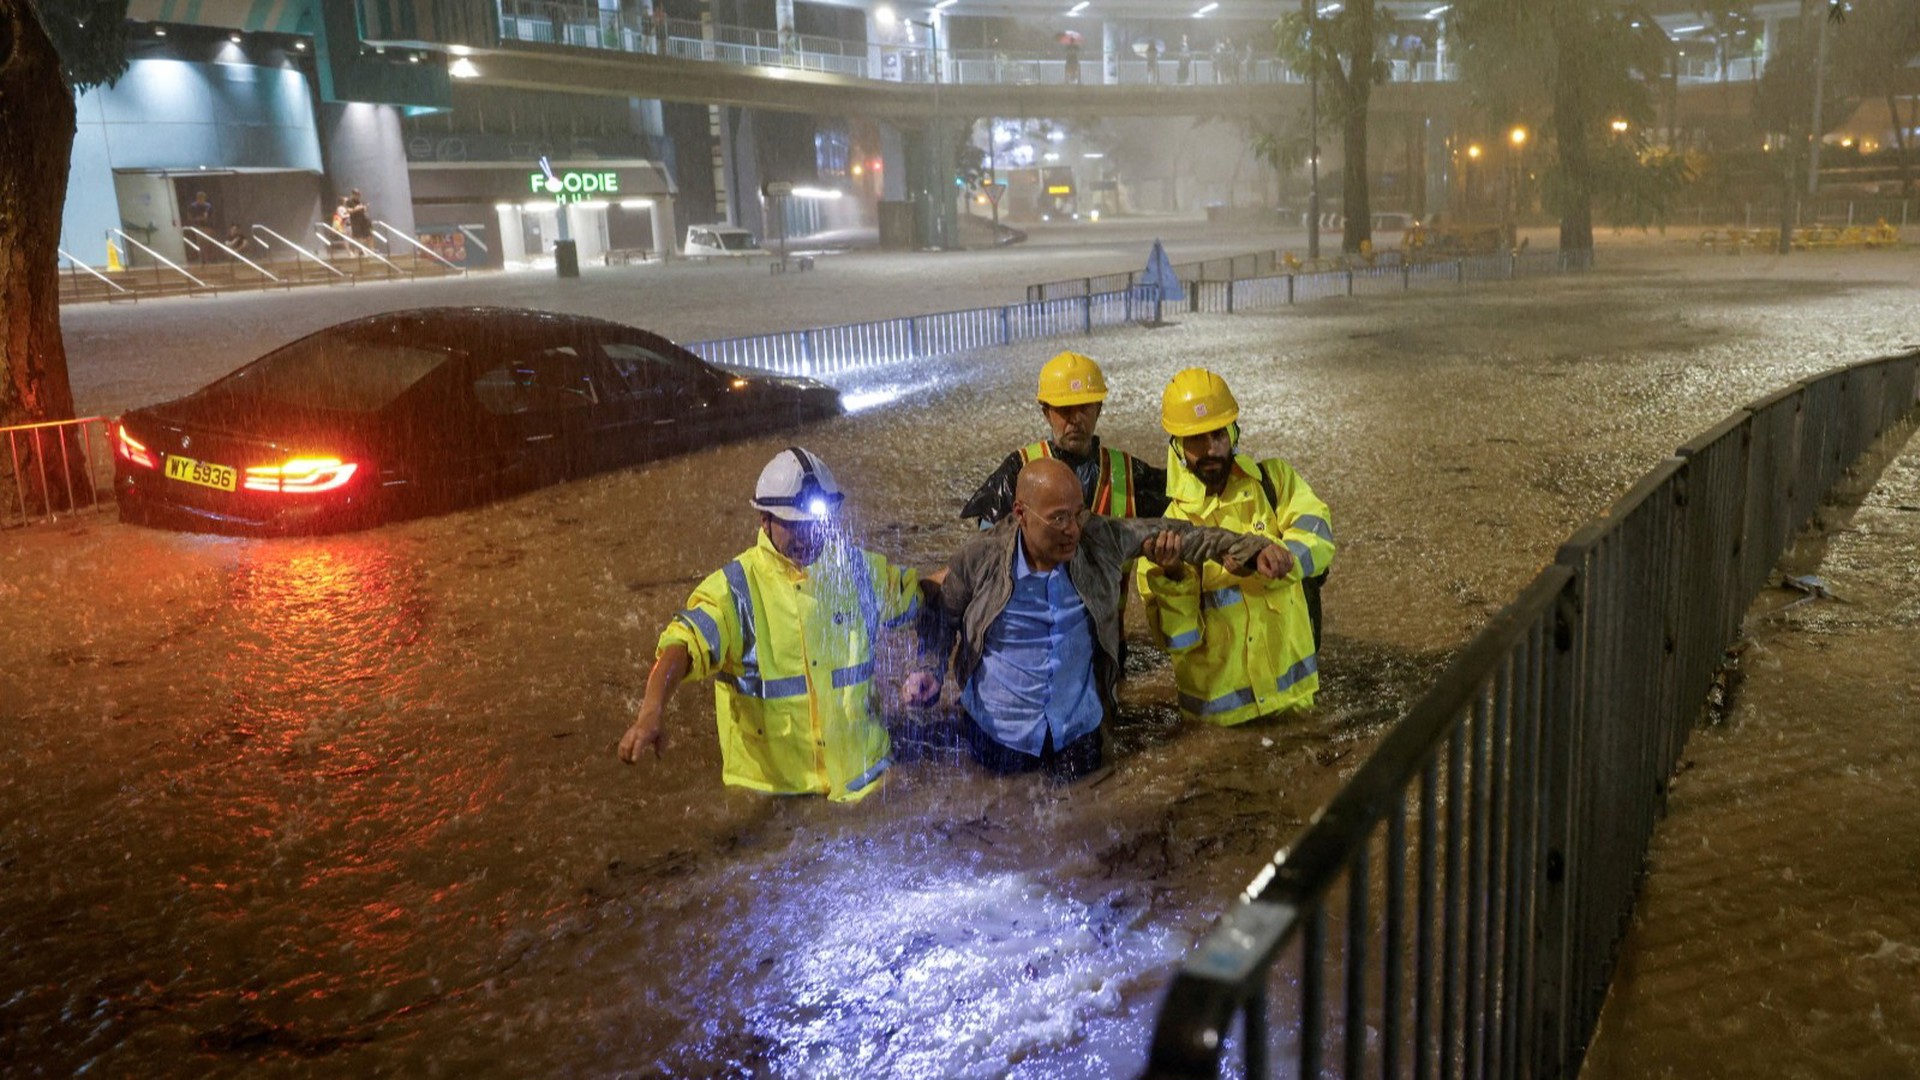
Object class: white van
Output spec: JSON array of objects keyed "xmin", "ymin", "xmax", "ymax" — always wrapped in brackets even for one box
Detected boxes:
[{"xmin": 683, "ymin": 225, "xmax": 763, "ymax": 258}]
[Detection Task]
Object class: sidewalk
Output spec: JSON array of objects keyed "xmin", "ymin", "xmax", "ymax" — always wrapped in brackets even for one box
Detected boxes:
[{"xmin": 1583, "ymin": 425, "xmax": 1920, "ymax": 1078}]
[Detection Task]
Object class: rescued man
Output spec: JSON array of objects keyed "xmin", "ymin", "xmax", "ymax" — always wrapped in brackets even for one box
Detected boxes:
[
  {"xmin": 960, "ymin": 350, "xmax": 1170, "ymax": 525},
  {"xmin": 1137, "ymin": 368, "xmax": 1335, "ymax": 726},
  {"xmin": 928, "ymin": 457, "xmax": 1288, "ymax": 780},
  {"xmin": 618, "ymin": 447, "xmax": 937, "ymax": 801}
]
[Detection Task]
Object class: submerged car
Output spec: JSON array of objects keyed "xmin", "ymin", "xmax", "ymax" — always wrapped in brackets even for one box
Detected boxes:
[
  {"xmin": 113, "ymin": 307, "xmax": 841, "ymax": 535},
  {"xmin": 683, "ymin": 225, "xmax": 763, "ymax": 258}
]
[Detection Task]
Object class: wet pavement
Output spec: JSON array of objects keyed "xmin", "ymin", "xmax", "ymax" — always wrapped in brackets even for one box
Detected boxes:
[{"xmin": 5, "ymin": 226, "xmax": 1920, "ymax": 1076}]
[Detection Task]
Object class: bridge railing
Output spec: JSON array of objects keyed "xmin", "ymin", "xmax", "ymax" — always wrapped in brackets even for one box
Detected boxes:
[{"xmin": 1140, "ymin": 348, "xmax": 1920, "ymax": 1078}]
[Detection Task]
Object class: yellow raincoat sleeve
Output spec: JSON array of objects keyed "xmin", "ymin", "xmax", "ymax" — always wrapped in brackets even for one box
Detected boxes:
[
  {"xmin": 1265, "ymin": 460, "xmax": 1335, "ymax": 583},
  {"xmin": 865, "ymin": 552, "xmax": 923, "ymax": 633},
  {"xmin": 657, "ymin": 567, "xmax": 743, "ymax": 682},
  {"xmin": 1136, "ymin": 551, "xmax": 1207, "ymax": 654}
]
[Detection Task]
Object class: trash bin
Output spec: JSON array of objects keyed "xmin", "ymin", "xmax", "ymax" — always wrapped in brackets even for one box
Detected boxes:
[{"xmin": 553, "ymin": 239, "xmax": 580, "ymax": 278}]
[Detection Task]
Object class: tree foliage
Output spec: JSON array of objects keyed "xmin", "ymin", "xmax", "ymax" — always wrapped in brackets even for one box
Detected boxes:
[
  {"xmin": 1450, "ymin": 0, "xmax": 1683, "ymax": 249},
  {"xmin": 37, "ymin": 0, "xmax": 132, "ymax": 92}
]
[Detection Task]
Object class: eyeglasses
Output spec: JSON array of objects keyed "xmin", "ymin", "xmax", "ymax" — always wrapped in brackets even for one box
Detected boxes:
[{"xmin": 1035, "ymin": 507, "xmax": 1087, "ymax": 533}]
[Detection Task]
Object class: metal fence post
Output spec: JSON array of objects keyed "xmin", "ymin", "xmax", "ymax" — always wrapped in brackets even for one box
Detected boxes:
[
  {"xmin": 1083, "ymin": 293, "xmax": 1093, "ymax": 334},
  {"xmin": 1000, "ymin": 305, "xmax": 1012, "ymax": 345},
  {"xmin": 802, "ymin": 328, "xmax": 815, "ymax": 373},
  {"xmin": 1346, "ymin": 269, "xmax": 1355, "ymax": 296},
  {"xmin": 1286, "ymin": 274, "xmax": 1294, "ymax": 305},
  {"xmin": 1530, "ymin": 572, "xmax": 1584, "ymax": 1077},
  {"xmin": 1403, "ymin": 262, "xmax": 1412, "ymax": 290},
  {"xmin": 1227, "ymin": 279, "xmax": 1235, "ymax": 314}
]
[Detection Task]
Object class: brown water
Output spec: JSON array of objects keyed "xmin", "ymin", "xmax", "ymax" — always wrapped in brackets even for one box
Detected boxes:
[{"xmin": 5, "ymin": 241, "xmax": 1919, "ymax": 1075}]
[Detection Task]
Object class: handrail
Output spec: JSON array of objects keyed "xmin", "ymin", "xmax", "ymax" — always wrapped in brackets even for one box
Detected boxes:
[
  {"xmin": 185, "ymin": 226, "xmax": 284, "ymax": 284},
  {"xmin": 56, "ymin": 247, "xmax": 133, "ymax": 296},
  {"xmin": 373, "ymin": 220, "xmax": 465, "ymax": 274},
  {"xmin": 1141, "ymin": 348, "xmax": 1920, "ymax": 1078},
  {"xmin": 111, "ymin": 228, "xmax": 210, "ymax": 291},
  {"xmin": 316, "ymin": 222, "xmax": 409, "ymax": 276},
  {"xmin": 250, "ymin": 224, "xmax": 349, "ymax": 278}
]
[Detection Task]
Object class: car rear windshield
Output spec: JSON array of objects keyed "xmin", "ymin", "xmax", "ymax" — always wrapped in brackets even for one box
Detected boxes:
[{"xmin": 212, "ymin": 332, "xmax": 450, "ymax": 412}]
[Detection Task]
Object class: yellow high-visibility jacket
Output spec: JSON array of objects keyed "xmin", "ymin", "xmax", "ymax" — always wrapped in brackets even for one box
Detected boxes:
[
  {"xmin": 1137, "ymin": 450, "xmax": 1334, "ymax": 725},
  {"xmin": 658, "ymin": 530, "xmax": 922, "ymax": 801}
]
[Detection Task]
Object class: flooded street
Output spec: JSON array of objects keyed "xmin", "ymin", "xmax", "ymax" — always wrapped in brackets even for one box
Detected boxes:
[{"xmin": 6, "ymin": 235, "xmax": 1920, "ymax": 1075}]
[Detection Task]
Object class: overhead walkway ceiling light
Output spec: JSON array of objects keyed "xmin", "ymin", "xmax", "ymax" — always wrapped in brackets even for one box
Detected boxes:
[
  {"xmin": 450, "ymin": 57, "xmax": 480, "ymax": 78},
  {"xmin": 933, "ymin": 0, "xmax": 958, "ymax": 9},
  {"xmin": 1194, "ymin": 2, "xmax": 1218, "ymax": 15},
  {"xmin": 1067, "ymin": 1, "xmax": 1089, "ymax": 14}
]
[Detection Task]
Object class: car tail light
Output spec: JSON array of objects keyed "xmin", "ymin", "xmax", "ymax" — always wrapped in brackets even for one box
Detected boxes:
[
  {"xmin": 115, "ymin": 423, "xmax": 157, "ymax": 469},
  {"xmin": 243, "ymin": 457, "xmax": 360, "ymax": 493}
]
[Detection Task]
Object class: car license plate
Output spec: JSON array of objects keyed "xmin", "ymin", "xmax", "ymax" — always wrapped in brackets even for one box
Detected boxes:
[{"xmin": 165, "ymin": 454, "xmax": 238, "ymax": 492}]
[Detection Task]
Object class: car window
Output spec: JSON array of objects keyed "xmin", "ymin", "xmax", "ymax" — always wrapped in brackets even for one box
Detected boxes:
[
  {"xmin": 472, "ymin": 346, "xmax": 601, "ymax": 415},
  {"xmin": 601, "ymin": 341, "xmax": 712, "ymax": 401},
  {"xmin": 212, "ymin": 334, "xmax": 449, "ymax": 413},
  {"xmin": 719, "ymin": 231, "xmax": 757, "ymax": 251}
]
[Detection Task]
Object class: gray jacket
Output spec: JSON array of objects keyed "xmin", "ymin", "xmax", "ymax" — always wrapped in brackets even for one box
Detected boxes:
[{"xmin": 933, "ymin": 515, "xmax": 1273, "ymax": 710}]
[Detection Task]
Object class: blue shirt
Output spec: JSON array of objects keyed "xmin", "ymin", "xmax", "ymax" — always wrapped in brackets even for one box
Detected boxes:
[{"xmin": 961, "ymin": 537, "xmax": 1103, "ymax": 755}]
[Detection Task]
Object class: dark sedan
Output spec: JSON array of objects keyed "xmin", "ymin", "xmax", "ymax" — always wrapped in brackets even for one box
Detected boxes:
[{"xmin": 113, "ymin": 307, "xmax": 842, "ymax": 534}]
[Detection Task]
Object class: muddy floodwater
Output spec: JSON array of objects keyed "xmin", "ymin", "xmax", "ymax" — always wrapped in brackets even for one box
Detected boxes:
[{"xmin": 5, "ymin": 237, "xmax": 1919, "ymax": 1076}]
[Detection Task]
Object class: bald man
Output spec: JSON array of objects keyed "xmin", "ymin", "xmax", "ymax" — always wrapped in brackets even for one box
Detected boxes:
[{"xmin": 923, "ymin": 458, "xmax": 1288, "ymax": 779}]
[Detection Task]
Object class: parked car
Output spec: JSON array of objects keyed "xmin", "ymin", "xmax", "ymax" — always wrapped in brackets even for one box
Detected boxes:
[
  {"xmin": 112, "ymin": 307, "xmax": 842, "ymax": 535},
  {"xmin": 683, "ymin": 225, "xmax": 763, "ymax": 258}
]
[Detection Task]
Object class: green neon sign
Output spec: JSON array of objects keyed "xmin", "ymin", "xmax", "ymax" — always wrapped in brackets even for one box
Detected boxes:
[{"xmin": 528, "ymin": 170, "xmax": 622, "ymax": 203}]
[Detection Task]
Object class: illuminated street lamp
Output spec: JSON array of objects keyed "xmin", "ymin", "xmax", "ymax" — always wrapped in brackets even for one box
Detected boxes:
[{"xmin": 1610, "ymin": 118, "xmax": 1630, "ymax": 135}]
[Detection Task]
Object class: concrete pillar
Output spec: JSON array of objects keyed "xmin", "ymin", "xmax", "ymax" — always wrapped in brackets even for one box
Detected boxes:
[
  {"xmin": 650, "ymin": 199, "xmax": 677, "ymax": 259},
  {"xmin": 1101, "ymin": 21, "xmax": 1118, "ymax": 85},
  {"xmin": 317, "ymin": 101, "xmax": 416, "ymax": 239},
  {"xmin": 775, "ymin": 0, "xmax": 795, "ymax": 59},
  {"xmin": 497, "ymin": 204, "xmax": 527, "ymax": 264}
]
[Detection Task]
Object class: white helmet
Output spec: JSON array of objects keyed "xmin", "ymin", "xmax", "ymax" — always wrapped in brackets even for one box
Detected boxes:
[{"xmin": 751, "ymin": 446, "xmax": 844, "ymax": 522}]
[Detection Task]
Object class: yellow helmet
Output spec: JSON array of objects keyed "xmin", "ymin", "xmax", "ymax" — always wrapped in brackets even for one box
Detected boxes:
[
  {"xmin": 1036, "ymin": 351, "xmax": 1109, "ymax": 407},
  {"xmin": 1161, "ymin": 368, "xmax": 1239, "ymax": 437}
]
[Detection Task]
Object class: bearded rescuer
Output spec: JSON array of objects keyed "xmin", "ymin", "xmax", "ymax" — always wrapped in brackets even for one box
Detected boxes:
[
  {"xmin": 1136, "ymin": 369, "xmax": 1334, "ymax": 726},
  {"xmin": 618, "ymin": 447, "xmax": 937, "ymax": 801},
  {"xmin": 961, "ymin": 351, "xmax": 1170, "ymax": 525}
]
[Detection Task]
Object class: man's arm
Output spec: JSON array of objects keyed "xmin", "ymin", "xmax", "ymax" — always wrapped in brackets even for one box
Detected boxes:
[
  {"xmin": 620, "ymin": 644, "xmax": 691, "ymax": 762},
  {"xmin": 1113, "ymin": 515, "xmax": 1279, "ymax": 574},
  {"xmin": 958, "ymin": 450, "xmax": 1025, "ymax": 524}
]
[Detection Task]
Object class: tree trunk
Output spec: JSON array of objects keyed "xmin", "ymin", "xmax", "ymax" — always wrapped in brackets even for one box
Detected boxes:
[
  {"xmin": 1, "ymin": 0, "xmax": 87, "ymax": 514},
  {"xmin": 1888, "ymin": 91, "xmax": 1915, "ymax": 200},
  {"xmin": 1340, "ymin": 98, "xmax": 1372, "ymax": 253}
]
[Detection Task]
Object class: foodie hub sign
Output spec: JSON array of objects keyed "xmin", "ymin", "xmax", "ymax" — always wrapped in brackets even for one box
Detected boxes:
[{"xmin": 529, "ymin": 169, "xmax": 621, "ymax": 203}]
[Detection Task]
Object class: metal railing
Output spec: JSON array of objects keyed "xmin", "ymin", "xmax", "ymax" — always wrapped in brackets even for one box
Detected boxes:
[
  {"xmin": 1142, "ymin": 347, "xmax": 1920, "ymax": 1078},
  {"xmin": 56, "ymin": 247, "xmax": 135, "ymax": 302},
  {"xmin": 184, "ymin": 226, "xmax": 285, "ymax": 286},
  {"xmin": 689, "ymin": 250, "xmax": 1590, "ymax": 378},
  {"xmin": 316, "ymin": 223, "xmax": 409, "ymax": 277},
  {"xmin": 2, "ymin": 416, "xmax": 116, "ymax": 529},
  {"xmin": 375, "ymin": 221, "xmax": 467, "ymax": 276},
  {"xmin": 111, "ymin": 228, "xmax": 211, "ymax": 294},
  {"xmin": 250, "ymin": 223, "xmax": 351, "ymax": 282}
]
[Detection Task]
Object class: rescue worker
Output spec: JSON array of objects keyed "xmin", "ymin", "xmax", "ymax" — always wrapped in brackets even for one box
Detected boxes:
[
  {"xmin": 618, "ymin": 447, "xmax": 936, "ymax": 801},
  {"xmin": 960, "ymin": 351, "xmax": 1170, "ymax": 525},
  {"xmin": 927, "ymin": 458, "xmax": 1285, "ymax": 779},
  {"xmin": 1136, "ymin": 369, "xmax": 1334, "ymax": 725}
]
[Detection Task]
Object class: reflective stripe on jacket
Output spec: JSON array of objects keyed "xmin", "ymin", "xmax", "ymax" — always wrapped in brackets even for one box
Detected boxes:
[
  {"xmin": 658, "ymin": 529, "xmax": 921, "ymax": 801},
  {"xmin": 1019, "ymin": 440, "xmax": 1135, "ymax": 517},
  {"xmin": 1137, "ymin": 450, "xmax": 1334, "ymax": 725}
]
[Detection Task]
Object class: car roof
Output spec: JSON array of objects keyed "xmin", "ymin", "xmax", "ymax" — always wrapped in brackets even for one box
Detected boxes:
[{"xmin": 323, "ymin": 307, "xmax": 688, "ymax": 347}]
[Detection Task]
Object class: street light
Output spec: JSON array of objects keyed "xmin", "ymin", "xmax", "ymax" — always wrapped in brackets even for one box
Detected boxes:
[{"xmin": 1507, "ymin": 125, "xmax": 1528, "ymax": 245}]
